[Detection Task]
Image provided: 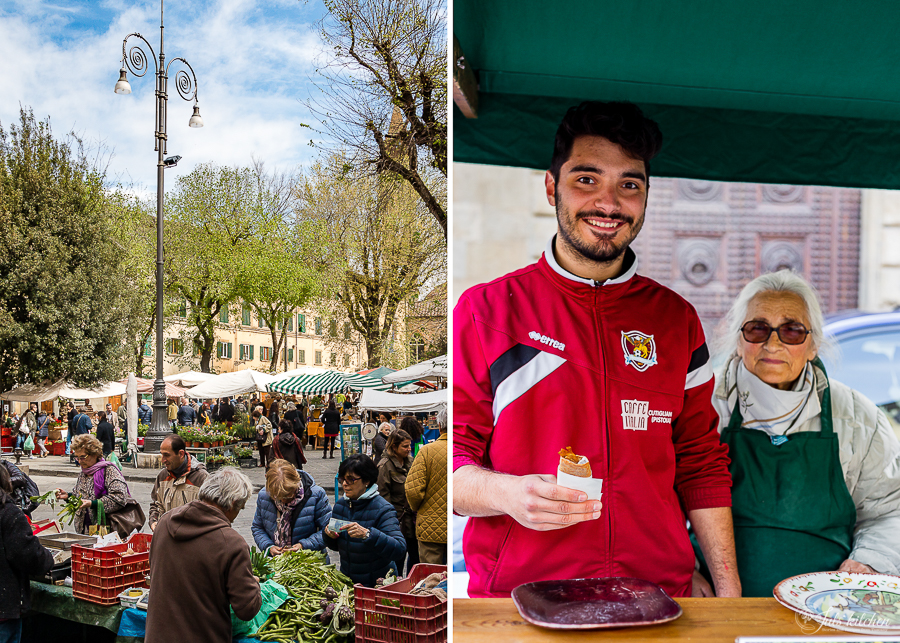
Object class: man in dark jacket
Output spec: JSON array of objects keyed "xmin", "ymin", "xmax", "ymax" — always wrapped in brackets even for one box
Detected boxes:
[
  {"xmin": 0, "ymin": 464, "xmax": 54, "ymax": 640},
  {"xmin": 146, "ymin": 468, "xmax": 261, "ymax": 643},
  {"xmin": 217, "ymin": 397, "xmax": 234, "ymax": 427},
  {"xmin": 138, "ymin": 400, "xmax": 153, "ymax": 425},
  {"xmin": 177, "ymin": 397, "xmax": 196, "ymax": 427}
]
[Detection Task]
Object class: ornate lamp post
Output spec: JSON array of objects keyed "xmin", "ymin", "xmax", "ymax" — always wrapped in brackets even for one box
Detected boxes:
[{"xmin": 115, "ymin": 0, "xmax": 203, "ymax": 453}]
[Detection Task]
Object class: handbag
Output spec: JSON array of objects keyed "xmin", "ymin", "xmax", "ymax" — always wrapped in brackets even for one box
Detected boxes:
[{"xmin": 106, "ymin": 498, "xmax": 146, "ymax": 539}]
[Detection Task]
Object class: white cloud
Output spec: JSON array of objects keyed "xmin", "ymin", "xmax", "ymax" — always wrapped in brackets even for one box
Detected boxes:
[{"xmin": 0, "ymin": 0, "xmax": 329, "ymax": 193}]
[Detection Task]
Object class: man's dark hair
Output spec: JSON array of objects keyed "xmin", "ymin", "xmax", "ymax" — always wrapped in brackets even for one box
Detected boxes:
[
  {"xmin": 338, "ymin": 454, "xmax": 378, "ymax": 487},
  {"xmin": 550, "ymin": 101, "xmax": 663, "ymax": 182},
  {"xmin": 278, "ymin": 419, "xmax": 294, "ymax": 434},
  {"xmin": 163, "ymin": 434, "xmax": 186, "ymax": 454}
]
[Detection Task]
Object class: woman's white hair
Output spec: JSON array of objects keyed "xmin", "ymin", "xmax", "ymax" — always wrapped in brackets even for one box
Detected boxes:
[
  {"xmin": 199, "ymin": 467, "xmax": 253, "ymax": 512},
  {"xmin": 714, "ymin": 270, "xmax": 833, "ymax": 362}
]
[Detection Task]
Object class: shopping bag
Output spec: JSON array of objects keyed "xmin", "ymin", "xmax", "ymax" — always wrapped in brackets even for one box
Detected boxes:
[
  {"xmin": 23, "ymin": 434, "xmax": 34, "ymax": 451},
  {"xmin": 231, "ymin": 579, "xmax": 289, "ymax": 637}
]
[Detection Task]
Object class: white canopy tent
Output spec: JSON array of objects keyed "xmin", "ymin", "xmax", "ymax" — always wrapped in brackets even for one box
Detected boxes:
[
  {"xmin": 185, "ymin": 369, "xmax": 277, "ymax": 399},
  {"xmin": 356, "ymin": 388, "xmax": 447, "ymax": 414},
  {"xmin": 162, "ymin": 370, "xmax": 215, "ymax": 388},
  {"xmin": 381, "ymin": 355, "xmax": 447, "ymax": 384},
  {"xmin": 0, "ymin": 379, "xmax": 127, "ymax": 402}
]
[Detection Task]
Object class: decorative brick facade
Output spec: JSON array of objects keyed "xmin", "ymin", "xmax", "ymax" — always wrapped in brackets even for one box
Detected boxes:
[{"xmin": 633, "ymin": 178, "xmax": 861, "ymax": 339}]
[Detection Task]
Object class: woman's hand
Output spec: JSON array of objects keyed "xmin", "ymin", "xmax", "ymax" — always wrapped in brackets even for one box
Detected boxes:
[
  {"xmin": 838, "ymin": 559, "xmax": 875, "ymax": 574},
  {"xmin": 691, "ymin": 570, "xmax": 715, "ymax": 597},
  {"xmin": 344, "ymin": 522, "xmax": 369, "ymax": 540},
  {"xmin": 55, "ymin": 489, "xmax": 68, "ymax": 501},
  {"xmin": 80, "ymin": 499, "xmax": 92, "ymax": 510},
  {"xmin": 324, "ymin": 526, "xmax": 339, "ymax": 539},
  {"xmin": 289, "ymin": 543, "xmax": 303, "ymax": 551},
  {"xmin": 269, "ymin": 546, "xmax": 284, "ymax": 556}
]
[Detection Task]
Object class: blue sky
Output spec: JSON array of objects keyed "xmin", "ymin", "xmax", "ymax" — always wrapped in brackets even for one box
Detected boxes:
[{"xmin": 0, "ymin": 0, "xmax": 330, "ymax": 194}]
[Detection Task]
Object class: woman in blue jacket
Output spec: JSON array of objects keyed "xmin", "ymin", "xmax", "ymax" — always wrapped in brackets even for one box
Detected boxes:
[
  {"xmin": 252, "ymin": 459, "xmax": 331, "ymax": 554},
  {"xmin": 324, "ymin": 454, "xmax": 406, "ymax": 587}
]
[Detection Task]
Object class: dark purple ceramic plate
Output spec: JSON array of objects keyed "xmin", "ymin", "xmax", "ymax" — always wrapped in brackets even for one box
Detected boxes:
[{"xmin": 511, "ymin": 577, "xmax": 683, "ymax": 630}]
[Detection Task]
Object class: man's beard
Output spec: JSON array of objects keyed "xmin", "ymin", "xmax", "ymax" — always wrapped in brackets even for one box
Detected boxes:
[{"xmin": 555, "ymin": 189, "xmax": 644, "ymax": 264}]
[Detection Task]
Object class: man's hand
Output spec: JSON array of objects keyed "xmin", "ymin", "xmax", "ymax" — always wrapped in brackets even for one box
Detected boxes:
[
  {"xmin": 454, "ymin": 466, "xmax": 602, "ymax": 531},
  {"xmin": 688, "ymin": 507, "xmax": 741, "ymax": 598},
  {"xmin": 691, "ymin": 569, "xmax": 715, "ymax": 597},
  {"xmin": 838, "ymin": 559, "xmax": 875, "ymax": 574}
]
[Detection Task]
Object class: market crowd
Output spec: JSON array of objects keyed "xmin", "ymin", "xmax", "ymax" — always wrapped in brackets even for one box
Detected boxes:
[{"xmin": 0, "ymin": 397, "xmax": 447, "ymax": 643}]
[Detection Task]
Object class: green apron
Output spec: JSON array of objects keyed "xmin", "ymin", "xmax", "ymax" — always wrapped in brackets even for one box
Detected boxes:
[{"xmin": 725, "ymin": 359, "xmax": 857, "ymax": 597}]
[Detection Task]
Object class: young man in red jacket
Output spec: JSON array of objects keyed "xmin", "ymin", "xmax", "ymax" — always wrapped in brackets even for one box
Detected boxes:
[{"xmin": 453, "ymin": 101, "xmax": 741, "ymax": 599}]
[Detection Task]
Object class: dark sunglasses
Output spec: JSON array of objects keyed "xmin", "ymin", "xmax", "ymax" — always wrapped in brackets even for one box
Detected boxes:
[
  {"xmin": 740, "ymin": 321, "xmax": 811, "ymax": 345},
  {"xmin": 339, "ymin": 475, "xmax": 361, "ymax": 485}
]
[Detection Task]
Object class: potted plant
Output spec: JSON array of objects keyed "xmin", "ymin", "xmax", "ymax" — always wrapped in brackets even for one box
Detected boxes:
[{"xmin": 234, "ymin": 445, "xmax": 256, "ymax": 468}]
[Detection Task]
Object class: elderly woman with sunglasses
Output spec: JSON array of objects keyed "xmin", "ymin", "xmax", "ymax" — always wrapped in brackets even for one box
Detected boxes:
[{"xmin": 694, "ymin": 270, "xmax": 900, "ymax": 597}]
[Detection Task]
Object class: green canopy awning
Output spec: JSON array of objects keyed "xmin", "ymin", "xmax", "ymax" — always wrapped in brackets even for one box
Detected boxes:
[{"xmin": 454, "ymin": 0, "xmax": 900, "ymax": 188}]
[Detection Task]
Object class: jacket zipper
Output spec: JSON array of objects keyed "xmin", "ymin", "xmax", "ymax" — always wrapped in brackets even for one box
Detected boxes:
[{"xmin": 592, "ymin": 280, "xmax": 613, "ymax": 579}]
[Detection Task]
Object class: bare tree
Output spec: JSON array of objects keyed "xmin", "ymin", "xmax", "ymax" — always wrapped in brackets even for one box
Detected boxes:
[{"xmin": 309, "ymin": 0, "xmax": 447, "ymax": 236}]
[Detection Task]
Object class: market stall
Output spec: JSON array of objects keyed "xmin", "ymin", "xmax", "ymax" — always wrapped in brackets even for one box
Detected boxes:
[
  {"xmin": 185, "ymin": 369, "xmax": 277, "ymax": 399},
  {"xmin": 381, "ymin": 355, "xmax": 447, "ymax": 386}
]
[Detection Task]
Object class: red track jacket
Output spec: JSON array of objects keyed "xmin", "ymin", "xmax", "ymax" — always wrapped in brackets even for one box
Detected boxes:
[{"xmin": 453, "ymin": 238, "xmax": 732, "ymax": 598}]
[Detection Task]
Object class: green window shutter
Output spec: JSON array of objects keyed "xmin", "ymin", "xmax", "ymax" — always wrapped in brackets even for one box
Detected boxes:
[
  {"xmin": 299, "ymin": 349, "xmax": 305, "ymax": 364},
  {"xmin": 144, "ymin": 338, "xmax": 152, "ymax": 357},
  {"xmin": 287, "ymin": 317, "xmax": 293, "ymax": 332},
  {"xmin": 242, "ymin": 306, "xmax": 251, "ymax": 326},
  {"xmin": 288, "ymin": 348, "xmax": 294, "ymax": 362},
  {"xmin": 249, "ymin": 345, "xmax": 254, "ymax": 360},
  {"xmin": 344, "ymin": 322, "xmax": 350, "ymax": 340},
  {"xmin": 219, "ymin": 308, "xmax": 229, "ymax": 323},
  {"xmin": 179, "ymin": 301, "xmax": 187, "ymax": 318},
  {"xmin": 299, "ymin": 314, "xmax": 306, "ymax": 333}
]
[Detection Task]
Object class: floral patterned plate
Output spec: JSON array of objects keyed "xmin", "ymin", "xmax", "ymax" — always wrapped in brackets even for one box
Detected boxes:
[
  {"xmin": 774, "ymin": 571, "xmax": 900, "ymax": 635},
  {"xmin": 511, "ymin": 577, "xmax": 682, "ymax": 630}
]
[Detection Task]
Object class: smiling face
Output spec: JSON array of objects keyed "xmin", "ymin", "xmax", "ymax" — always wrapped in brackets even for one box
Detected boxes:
[
  {"xmin": 737, "ymin": 291, "xmax": 818, "ymax": 390},
  {"xmin": 546, "ymin": 135, "xmax": 648, "ymax": 281}
]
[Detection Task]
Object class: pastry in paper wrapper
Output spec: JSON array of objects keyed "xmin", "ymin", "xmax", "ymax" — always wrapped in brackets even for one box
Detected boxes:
[{"xmin": 556, "ymin": 447, "xmax": 603, "ymax": 500}]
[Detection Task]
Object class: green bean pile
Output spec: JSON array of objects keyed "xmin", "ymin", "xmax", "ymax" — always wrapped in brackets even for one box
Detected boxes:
[{"xmin": 254, "ymin": 550, "xmax": 355, "ymax": 643}]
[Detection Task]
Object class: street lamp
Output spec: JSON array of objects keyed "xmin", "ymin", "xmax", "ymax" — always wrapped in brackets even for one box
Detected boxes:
[{"xmin": 116, "ymin": 0, "xmax": 203, "ymax": 454}]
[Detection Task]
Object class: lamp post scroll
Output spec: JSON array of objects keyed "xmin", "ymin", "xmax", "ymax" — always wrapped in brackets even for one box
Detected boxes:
[{"xmin": 115, "ymin": 1, "xmax": 203, "ymax": 454}]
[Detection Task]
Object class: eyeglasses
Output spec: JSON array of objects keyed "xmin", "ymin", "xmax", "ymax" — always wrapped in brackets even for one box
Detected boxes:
[
  {"xmin": 740, "ymin": 321, "xmax": 811, "ymax": 345},
  {"xmin": 339, "ymin": 475, "xmax": 361, "ymax": 485},
  {"xmin": 73, "ymin": 454, "xmax": 91, "ymax": 461}
]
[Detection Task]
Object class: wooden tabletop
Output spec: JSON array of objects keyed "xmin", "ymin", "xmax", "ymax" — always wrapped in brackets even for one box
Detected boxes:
[{"xmin": 454, "ymin": 598, "xmax": 847, "ymax": 642}]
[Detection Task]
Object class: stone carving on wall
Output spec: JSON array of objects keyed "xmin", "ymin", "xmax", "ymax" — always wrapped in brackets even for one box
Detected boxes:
[
  {"xmin": 761, "ymin": 240, "xmax": 805, "ymax": 273},
  {"xmin": 678, "ymin": 238, "xmax": 720, "ymax": 286},
  {"xmin": 679, "ymin": 180, "xmax": 722, "ymax": 202},
  {"xmin": 762, "ymin": 184, "xmax": 805, "ymax": 203}
]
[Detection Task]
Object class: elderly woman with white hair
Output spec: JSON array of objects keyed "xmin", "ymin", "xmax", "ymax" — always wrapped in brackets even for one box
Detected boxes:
[
  {"xmin": 145, "ymin": 467, "xmax": 261, "ymax": 643},
  {"xmin": 694, "ymin": 270, "xmax": 900, "ymax": 597}
]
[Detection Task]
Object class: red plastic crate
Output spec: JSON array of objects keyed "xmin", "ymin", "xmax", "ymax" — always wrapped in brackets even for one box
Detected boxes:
[
  {"xmin": 72, "ymin": 533, "xmax": 152, "ymax": 605},
  {"xmin": 355, "ymin": 564, "xmax": 447, "ymax": 643}
]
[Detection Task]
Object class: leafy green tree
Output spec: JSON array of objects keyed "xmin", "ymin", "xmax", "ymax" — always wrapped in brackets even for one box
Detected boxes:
[
  {"xmin": 311, "ymin": 0, "xmax": 447, "ymax": 235},
  {"xmin": 0, "ymin": 109, "xmax": 131, "ymax": 392},
  {"xmin": 164, "ymin": 162, "xmax": 286, "ymax": 372},
  {"xmin": 296, "ymin": 153, "xmax": 446, "ymax": 368},
  {"xmin": 233, "ymin": 224, "xmax": 323, "ymax": 372}
]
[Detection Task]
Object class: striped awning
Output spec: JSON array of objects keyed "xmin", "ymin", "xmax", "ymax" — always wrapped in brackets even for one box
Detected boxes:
[{"xmin": 268, "ymin": 370, "xmax": 392, "ymax": 395}]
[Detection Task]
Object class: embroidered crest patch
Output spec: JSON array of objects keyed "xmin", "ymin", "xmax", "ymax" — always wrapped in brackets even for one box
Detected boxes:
[{"xmin": 621, "ymin": 330, "xmax": 658, "ymax": 372}]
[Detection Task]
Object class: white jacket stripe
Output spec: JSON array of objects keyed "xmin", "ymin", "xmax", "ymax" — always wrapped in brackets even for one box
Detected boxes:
[
  {"xmin": 493, "ymin": 352, "xmax": 566, "ymax": 425},
  {"xmin": 685, "ymin": 362, "xmax": 713, "ymax": 390}
]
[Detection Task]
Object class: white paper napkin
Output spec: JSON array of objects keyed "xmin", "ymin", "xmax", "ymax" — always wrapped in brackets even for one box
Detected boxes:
[{"xmin": 556, "ymin": 465, "xmax": 604, "ymax": 501}]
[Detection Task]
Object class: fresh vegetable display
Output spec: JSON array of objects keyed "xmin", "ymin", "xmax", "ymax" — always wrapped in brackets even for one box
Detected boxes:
[
  {"xmin": 253, "ymin": 550, "xmax": 355, "ymax": 643},
  {"xmin": 30, "ymin": 489, "xmax": 83, "ymax": 525},
  {"xmin": 58, "ymin": 494, "xmax": 84, "ymax": 525},
  {"xmin": 251, "ymin": 546, "xmax": 273, "ymax": 581}
]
